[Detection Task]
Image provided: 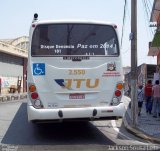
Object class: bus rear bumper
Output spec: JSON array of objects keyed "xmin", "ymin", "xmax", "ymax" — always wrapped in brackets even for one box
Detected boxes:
[{"xmin": 27, "ymin": 102, "xmax": 126, "ymax": 122}]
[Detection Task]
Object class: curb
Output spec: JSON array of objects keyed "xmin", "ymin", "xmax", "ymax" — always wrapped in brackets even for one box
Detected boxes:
[{"xmin": 123, "ymin": 114, "xmax": 160, "ymax": 144}]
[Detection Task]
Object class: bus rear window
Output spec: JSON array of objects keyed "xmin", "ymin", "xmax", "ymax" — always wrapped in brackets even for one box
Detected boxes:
[{"xmin": 31, "ymin": 24, "xmax": 119, "ymax": 57}]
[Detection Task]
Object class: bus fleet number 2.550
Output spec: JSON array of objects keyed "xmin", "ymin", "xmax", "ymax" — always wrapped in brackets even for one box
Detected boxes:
[{"xmin": 68, "ymin": 70, "xmax": 85, "ymax": 75}]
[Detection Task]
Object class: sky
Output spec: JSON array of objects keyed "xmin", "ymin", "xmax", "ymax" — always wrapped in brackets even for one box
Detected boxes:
[{"xmin": 0, "ymin": 0, "xmax": 156, "ymax": 67}]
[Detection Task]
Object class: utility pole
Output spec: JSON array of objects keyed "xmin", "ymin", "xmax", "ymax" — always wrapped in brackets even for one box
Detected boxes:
[{"xmin": 131, "ymin": 0, "xmax": 138, "ymax": 128}]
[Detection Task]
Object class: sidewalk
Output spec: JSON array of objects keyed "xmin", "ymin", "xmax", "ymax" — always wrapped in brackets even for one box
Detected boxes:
[{"xmin": 123, "ymin": 96, "xmax": 160, "ymax": 143}]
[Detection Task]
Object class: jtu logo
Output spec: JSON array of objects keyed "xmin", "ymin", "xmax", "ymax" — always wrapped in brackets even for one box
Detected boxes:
[{"xmin": 55, "ymin": 79, "xmax": 99, "ymax": 89}]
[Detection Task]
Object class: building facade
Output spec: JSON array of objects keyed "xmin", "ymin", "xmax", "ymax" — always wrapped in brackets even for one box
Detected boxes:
[
  {"xmin": 0, "ymin": 36, "xmax": 28, "ymax": 94},
  {"xmin": 148, "ymin": 0, "xmax": 160, "ymax": 64}
]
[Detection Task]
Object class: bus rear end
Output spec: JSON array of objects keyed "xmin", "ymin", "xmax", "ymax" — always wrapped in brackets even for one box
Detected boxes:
[{"xmin": 27, "ymin": 20, "xmax": 125, "ymax": 122}]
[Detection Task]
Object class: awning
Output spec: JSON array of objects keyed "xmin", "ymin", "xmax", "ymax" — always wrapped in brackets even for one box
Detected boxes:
[{"xmin": 148, "ymin": 31, "xmax": 160, "ymax": 56}]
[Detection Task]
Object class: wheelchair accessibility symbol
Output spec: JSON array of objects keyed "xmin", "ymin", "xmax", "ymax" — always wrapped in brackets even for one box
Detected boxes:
[{"xmin": 33, "ymin": 63, "xmax": 45, "ymax": 76}]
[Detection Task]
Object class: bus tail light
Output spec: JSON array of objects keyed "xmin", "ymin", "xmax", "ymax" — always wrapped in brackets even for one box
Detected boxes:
[
  {"xmin": 112, "ymin": 97, "xmax": 119, "ymax": 105},
  {"xmin": 111, "ymin": 82, "xmax": 123, "ymax": 106},
  {"xmin": 34, "ymin": 99, "xmax": 43, "ymax": 108},
  {"xmin": 115, "ymin": 90, "xmax": 121, "ymax": 97},
  {"xmin": 116, "ymin": 83, "xmax": 123, "ymax": 90},
  {"xmin": 28, "ymin": 83, "xmax": 44, "ymax": 109},
  {"xmin": 31, "ymin": 92, "xmax": 38, "ymax": 100},
  {"xmin": 29, "ymin": 85, "xmax": 36, "ymax": 92}
]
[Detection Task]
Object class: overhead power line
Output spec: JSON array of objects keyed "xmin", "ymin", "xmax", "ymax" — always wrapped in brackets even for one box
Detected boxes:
[{"xmin": 121, "ymin": 0, "xmax": 127, "ymax": 48}]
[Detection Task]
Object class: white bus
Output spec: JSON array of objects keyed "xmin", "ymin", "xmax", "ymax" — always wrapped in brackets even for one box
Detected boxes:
[{"xmin": 27, "ymin": 14, "xmax": 125, "ymax": 122}]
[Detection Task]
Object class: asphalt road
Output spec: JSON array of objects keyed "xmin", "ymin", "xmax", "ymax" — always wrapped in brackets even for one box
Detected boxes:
[{"xmin": 0, "ymin": 99, "xmax": 159, "ymax": 151}]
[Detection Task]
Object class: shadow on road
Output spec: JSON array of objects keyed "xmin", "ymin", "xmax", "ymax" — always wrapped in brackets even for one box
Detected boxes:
[{"xmin": 2, "ymin": 103, "xmax": 115, "ymax": 145}]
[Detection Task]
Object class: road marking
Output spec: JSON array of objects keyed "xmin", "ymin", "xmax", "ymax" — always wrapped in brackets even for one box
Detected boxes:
[
  {"xmin": 111, "ymin": 120, "xmax": 150, "ymax": 145},
  {"xmin": 111, "ymin": 120, "xmax": 132, "ymax": 140}
]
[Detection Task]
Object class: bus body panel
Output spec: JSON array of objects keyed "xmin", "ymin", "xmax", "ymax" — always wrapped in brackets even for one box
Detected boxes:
[
  {"xmin": 28, "ymin": 101, "xmax": 125, "ymax": 122},
  {"xmin": 27, "ymin": 20, "xmax": 125, "ymax": 122}
]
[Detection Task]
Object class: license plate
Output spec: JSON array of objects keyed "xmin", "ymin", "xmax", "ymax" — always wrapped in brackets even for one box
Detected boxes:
[{"xmin": 69, "ymin": 93, "xmax": 85, "ymax": 99}]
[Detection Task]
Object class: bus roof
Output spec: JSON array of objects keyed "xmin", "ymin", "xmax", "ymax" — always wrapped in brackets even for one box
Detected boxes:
[{"xmin": 32, "ymin": 20, "xmax": 117, "ymax": 27}]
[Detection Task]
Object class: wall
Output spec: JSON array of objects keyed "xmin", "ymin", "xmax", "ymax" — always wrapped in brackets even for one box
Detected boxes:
[
  {"xmin": 157, "ymin": 52, "xmax": 160, "ymax": 65},
  {"xmin": 0, "ymin": 52, "xmax": 23, "ymax": 94}
]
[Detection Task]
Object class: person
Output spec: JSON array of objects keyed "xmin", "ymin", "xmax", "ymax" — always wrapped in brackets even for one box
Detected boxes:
[
  {"xmin": 152, "ymin": 66, "xmax": 160, "ymax": 85},
  {"xmin": 144, "ymin": 80, "xmax": 152, "ymax": 114},
  {"xmin": 152, "ymin": 80, "xmax": 160, "ymax": 118},
  {"xmin": 137, "ymin": 85, "xmax": 144, "ymax": 116}
]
